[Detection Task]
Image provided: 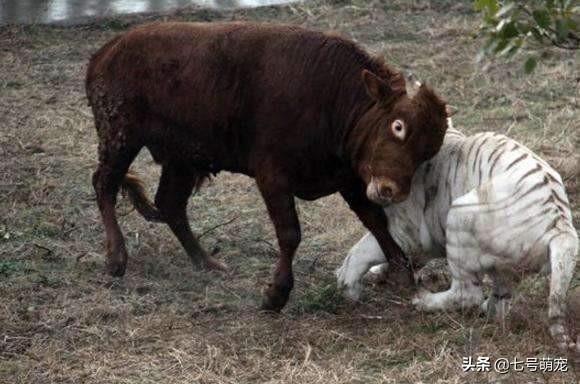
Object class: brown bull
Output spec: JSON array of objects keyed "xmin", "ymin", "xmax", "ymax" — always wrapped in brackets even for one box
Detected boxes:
[{"xmin": 86, "ymin": 22, "xmax": 448, "ymax": 311}]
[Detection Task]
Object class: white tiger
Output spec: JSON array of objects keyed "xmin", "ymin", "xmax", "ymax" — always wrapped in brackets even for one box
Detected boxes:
[{"xmin": 336, "ymin": 120, "xmax": 578, "ymax": 351}]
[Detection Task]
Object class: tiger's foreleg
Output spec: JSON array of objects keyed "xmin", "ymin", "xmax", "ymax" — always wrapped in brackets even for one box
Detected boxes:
[{"xmin": 336, "ymin": 233, "xmax": 387, "ymax": 301}]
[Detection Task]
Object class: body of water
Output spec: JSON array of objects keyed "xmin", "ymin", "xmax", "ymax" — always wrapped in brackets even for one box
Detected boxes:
[{"xmin": 0, "ymin": 0, "xmax": 295, "ymax": 25}]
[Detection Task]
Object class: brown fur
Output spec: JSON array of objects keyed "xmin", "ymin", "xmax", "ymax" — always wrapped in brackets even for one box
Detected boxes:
[{"xmin": 86, "ymin": 22, "xmax": 448, "ymax": 311}]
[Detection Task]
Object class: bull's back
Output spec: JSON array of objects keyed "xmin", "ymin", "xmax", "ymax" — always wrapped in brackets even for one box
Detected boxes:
[
  {"xmin": 86, "ymin": 22, "xmax": 349, "ymax": 173},
  {"xmin": 87, "ymin": 22, "xmax": 335, "ymax": 109}
]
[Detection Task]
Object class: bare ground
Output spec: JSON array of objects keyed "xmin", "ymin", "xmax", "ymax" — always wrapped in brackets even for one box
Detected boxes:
[{"xmin": 0, "ymin": 1, "xmax": 579, "ymax": 383}]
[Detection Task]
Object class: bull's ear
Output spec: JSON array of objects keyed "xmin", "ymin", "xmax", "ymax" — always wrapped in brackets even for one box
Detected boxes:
[
  {"xmin": 362, "ymin": 69, "xmax": 393, "ymax": 103},
  {"xmin": 415, "ymin": 84, "xmax": 447, "ymax": 118},
  {"xmin": 445, "ymin": 104, "xmax": 457, "ymax": 117}
]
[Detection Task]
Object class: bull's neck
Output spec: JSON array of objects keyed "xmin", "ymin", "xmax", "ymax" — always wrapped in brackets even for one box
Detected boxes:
[{"xmin": 336, "ymin": 88, "xmax": 376, "ymax": 171}]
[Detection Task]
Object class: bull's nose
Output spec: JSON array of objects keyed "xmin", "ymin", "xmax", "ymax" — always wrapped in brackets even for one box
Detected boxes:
[
  {"xmin": 366, "ymin": 178, "xmax": 407, "ymax": 205},
  {"xmin": 378, "ymin": 180, "xmax": 399, "ymax": 201}
]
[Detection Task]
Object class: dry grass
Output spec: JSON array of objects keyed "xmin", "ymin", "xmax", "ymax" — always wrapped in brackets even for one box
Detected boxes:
[{"xmin": 0, "ymin": 1, "xmax": 579, "ymax": 383}]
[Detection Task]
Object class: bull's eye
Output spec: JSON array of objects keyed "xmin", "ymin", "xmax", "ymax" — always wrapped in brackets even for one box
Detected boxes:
[{"xmin": 391, "ymin": 119, "xmax": 406, "ymax": 140}]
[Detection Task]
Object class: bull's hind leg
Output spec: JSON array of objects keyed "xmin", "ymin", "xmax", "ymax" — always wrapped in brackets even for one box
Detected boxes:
[
  {"xmin": 93, "ymin": 140, "xmax": 141, "ymax": 277},
  {"xmin": 154, "ymin": 164, "xmax": 226, "ymax": 271}
]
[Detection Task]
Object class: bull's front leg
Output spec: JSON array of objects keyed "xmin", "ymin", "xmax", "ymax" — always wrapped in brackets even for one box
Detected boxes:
[
  {"xmin": 256, "ymin": 172, "xmax": 301, "ymax": 312},
  {"xmin": 340, "ymin": 186, "xmax": 414, "ymax": 288}
]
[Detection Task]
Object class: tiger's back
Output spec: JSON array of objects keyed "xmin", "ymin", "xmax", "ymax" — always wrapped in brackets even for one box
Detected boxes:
[{"xmin": 446, "ymin": 131, "xmax": 575, "ymax": 270}]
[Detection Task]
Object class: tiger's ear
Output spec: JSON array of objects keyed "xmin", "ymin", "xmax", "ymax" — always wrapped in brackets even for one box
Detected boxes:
[{"xmin": 362, "ymin": 69, "xmax": 404, "ymax": 105}]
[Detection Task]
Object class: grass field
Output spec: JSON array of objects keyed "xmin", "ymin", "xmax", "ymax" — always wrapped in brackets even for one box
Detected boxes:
[{"xmin": 0, "ymin": 1, "xmax": 579, "ymax": 383}]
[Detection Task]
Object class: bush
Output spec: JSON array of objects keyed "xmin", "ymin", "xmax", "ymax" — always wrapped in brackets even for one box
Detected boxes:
[{"xmin": 475, "ymin": 0, "xmax": 579, "ymax": 72}]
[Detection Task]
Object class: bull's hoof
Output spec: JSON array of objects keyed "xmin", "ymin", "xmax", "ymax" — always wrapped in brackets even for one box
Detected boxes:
[
  {"xmin": 205, "ymin": 256, "xmax": 228, "ymax": 273},
  {"xmin": 105, "ymin": 242, "xmax": 128, "ymax": 277},
  {"xmin": 107, "ymin": 260, "xmax": 127, "ymax": 277},
  {"xmin": 387, "ymin": 264, "xmax": 416, "ymax": 289},
  {"xmin": 260, "ymin": 283, "xmax": 290, "ymax": 312}
]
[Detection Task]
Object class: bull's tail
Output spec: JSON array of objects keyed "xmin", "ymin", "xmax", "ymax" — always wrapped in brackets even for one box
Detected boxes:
[
  {"xmin": 121, "ymin": 171, "xmax": 163, "ymax": 222},
  {"xmin": 547, "ymin": 231, "xmax": 578, "ymax": 352}
]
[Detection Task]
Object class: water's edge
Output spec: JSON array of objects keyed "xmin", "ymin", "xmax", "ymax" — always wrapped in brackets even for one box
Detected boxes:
[{"xmin": 0, "ymin": 0, "xmax": 296, "ymax": 26}]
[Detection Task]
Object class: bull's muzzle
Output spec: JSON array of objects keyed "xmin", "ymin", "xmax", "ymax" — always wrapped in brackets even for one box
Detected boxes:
[{"xmin": 366, "ymin": 178, "xmax": 407, "ymax": 205}]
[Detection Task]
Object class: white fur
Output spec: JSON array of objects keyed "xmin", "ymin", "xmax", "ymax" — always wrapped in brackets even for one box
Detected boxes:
[{"xmin": 336, "ymin": 124, "xmax": 578, "ymax": 351}]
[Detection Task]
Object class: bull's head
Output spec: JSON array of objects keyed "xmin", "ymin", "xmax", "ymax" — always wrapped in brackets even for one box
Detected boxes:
[{"xmin": 352, "ymin": 70, "xmax": 448, "ymax": 205}]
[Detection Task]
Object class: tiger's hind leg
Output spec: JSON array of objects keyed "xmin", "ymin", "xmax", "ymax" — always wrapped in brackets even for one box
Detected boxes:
[
  {"xmin": 413, "ymin": 189, "xmax": 488, "ymax": 312},
  {"xmin": 480, "ymin": 269, "xmax": 518, "ymax": 321},
  {"xmin": 412, "ymin": 258, "xmax": 484, "ymax": 311}
]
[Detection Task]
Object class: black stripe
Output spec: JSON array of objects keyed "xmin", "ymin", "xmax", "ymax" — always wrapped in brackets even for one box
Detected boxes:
[
  {"xmin": 452, "ymin": 194, "xmax": 545, "ymax": 215},
  {"xmin": 472, "ymin": 137, "xmax": 490, "ymax": 175},
  {"xmin": 464, "ymin": 139, "xmax": 479, "ymax": 168},
  {"xmin": 445, "ymin": 241, "xmax": 480, "ymax": 249},
  {"xmin": 487, "ymin": 140, "xmax": 508, "ymax": 164},
  {"xmin": 544, "ymin": 195, "xmax": 566, "ymax": 216},
  {"xmin": 444, "ymin": 156, "xmax": 454, "ymax": 193},
  {"xmin": 545, "ymin": 172, "xmax": 563, "ymax": 186},
  {"xmin": 488, "ymin": 154, "xmax": 502, "ymax": 177},
  {"xmin": 543, "ymin": 194, "xmax": 567, "ymax": 215},
  {"xmin": 487, "ymin": 141, "xmax": 509, "ymax": 177},
  {"xmin": 450, "ymin": 182, "xmax": 527, "ymax": 210},
  {"xmin": 499, "ymin": 206, "xmax": 553, "ymax": 232},
  {"xmin": 516, "ymin": 164, "xmax": 542, "ymax": 187},
  {"xmin": 544, "ymin": 232, "xmax": 568, "ymax": 250},
  {"xmin": 446, "ymin": 179, "xmax": 453, "ymax": 205},
  {"xmin": 552, "ymin": 191, "xmax": 568, "ymax": 207},
  {"xmin": 505, "ymin": 153, "xmax": 527, "ymax": 172},
  {"xmin": 544, "ymin": 216, "xmax": 560, "ymax": 233},
  {"xmin": 452, "ymin": 150, "xmax": 462, "ymax": 187},
  {"xmin": 517, "ymin": 177, "xmax": 549, "ymax": 200}
]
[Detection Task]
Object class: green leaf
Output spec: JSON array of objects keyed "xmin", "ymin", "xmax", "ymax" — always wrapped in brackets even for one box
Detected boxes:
[
  {"xmin": 482, "ymin": 36, "xmax": 499, "ymax": 53},
  {"xmin": 524, "ymin": 57, "xmax": 537, "ymax": 73},
  {"xmin": 496, "ymin": 2, "xmax": 516, "ymax": 18},
  {"xmin": 499, "ymin": 21, "xmax": 520, "ymax": 38},
  {"xmin": 493, "ymin": 38, "xmax": 510, "ymax": 53},
  {"xmin": 555, "ymin": 18, "xmax": 570, "ymax": 39},
  {"xmin": 484, "ymin": 14, "xmax": 499, "ymax": 26},
  {"xmin": 505, "ymin": 44, "xmax": 521, "ymax": 58},
  {"xmin": 533, "ymin": 10, "xmax": 551, "ymax": 29},
  {"xmin": 498, "ymin": 38, "xmax": 522, "ymax": 58},
  {"xmin": 474, "ymin": 0, "xmax": 488, "ymax": 11},
  {"xmin": 563, "ymin": 0, "xmax": 575, "ymax": 11},
  {"xmin": 530, "ymin": 27, "xmax": 545, "ymax": 42},
  {"xmin": 474, "ymin": 0, "xmax": 499, "ymax": 14},
  {"xmin": 566, "ymin": 17, "xmax": 577, "ymax": 32}
]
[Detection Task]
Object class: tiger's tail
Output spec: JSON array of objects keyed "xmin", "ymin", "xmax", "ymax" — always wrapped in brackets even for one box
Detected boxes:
[{"xmin": 547, "ymin": 231, "xmax": 578, "ymax": 353}]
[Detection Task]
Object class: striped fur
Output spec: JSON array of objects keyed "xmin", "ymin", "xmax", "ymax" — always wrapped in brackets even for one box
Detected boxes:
[{"xmin": 336, "ymin": 120, "xmax": 578, "ymax": 351}]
